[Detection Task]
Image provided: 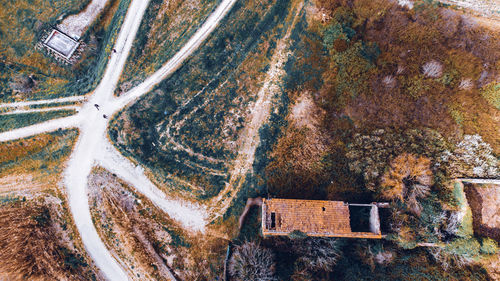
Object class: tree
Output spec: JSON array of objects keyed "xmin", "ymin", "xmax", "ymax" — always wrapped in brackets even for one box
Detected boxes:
[
  {"xmin": 380, "ymin": 153, "xmax": 432, "ymax": 215},
  {"xmin": 229, "ymin": 241, "xmax": 276, "ymax": 281}
]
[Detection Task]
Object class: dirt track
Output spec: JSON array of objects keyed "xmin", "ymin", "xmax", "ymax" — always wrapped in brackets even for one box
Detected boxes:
[{"xmin": 0, "ymin": 0, "xmax": 239, "ymax": 279}]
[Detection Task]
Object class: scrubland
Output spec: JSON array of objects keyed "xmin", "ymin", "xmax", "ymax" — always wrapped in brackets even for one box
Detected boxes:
[
  {"xmin": 116, "ymin": 0, "xmax": 220, "ymax": 93},
  {"xmin": 88, "ymin": 168, "xmax": 227, "ymax": 280},
  {"xmin": 110, "ymin": 0, "xmax": 498, "ymax": 278},
  {"xmin": 0, "ymin": 0, "xmax": 498, "ymax": 279},
  {"xmin": 0, "ymin": 130, "xmax": 101, "ymax": 280},
  {"xmin": 0, "ymin": 0, "xmax": 130, "ymax": 103},
  {"xmin": 110, "ymin": 0, "xmax": 296, "ymax": 201},
  {"xmin": 254, "ymin": 0, "xmax": 499, "ymax": 279}
]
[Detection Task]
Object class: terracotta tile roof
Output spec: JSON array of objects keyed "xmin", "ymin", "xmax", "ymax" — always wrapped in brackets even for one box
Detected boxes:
[{"xmin": 261, "ymin": 198, "xmax": 382, "ymax": 239}]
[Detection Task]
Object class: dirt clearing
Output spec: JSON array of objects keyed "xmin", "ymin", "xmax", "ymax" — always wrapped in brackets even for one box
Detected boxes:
[{"xmin": 58, "ymin": 0, "xmax": 110, "ymax": 39}]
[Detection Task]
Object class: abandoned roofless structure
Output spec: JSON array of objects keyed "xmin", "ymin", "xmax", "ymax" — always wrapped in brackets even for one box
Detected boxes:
[
  {"xmin": 262, "ymin": 198, "xmax": 388, "ymax": 239},
  {"xmin": 42, "ymin": 29, "xmax": 80, "ymax": 62}
]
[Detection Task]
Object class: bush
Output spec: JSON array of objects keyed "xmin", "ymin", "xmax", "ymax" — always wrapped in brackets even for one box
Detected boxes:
[
  {"xmin": 480, "ymin": 238, "xmax": 498, "ymax": 255},
  {"xmin": 444, "ymin": 134, "xmax": 499, "ymax": 178},
  {"xmin": 422, "ymin": 60, "xmax": 443, "ymax": 78},
  {"xmin": 229, "ymin": 241, "xmax": 276, "ymax": 281},
  {"xmin": 346, "ymin": 128, "xmax": 449, "ymax": 190},
  {"xmin": 480, "ymin": 82, "xmax": 500, "ymax": 110},
  {"xmin": 293, "ymin": 237, "xmax": 343, "ymax": 272},
  {"xmin": 380, "ymin": 153, "xmax": 432, "ymax": 215}
]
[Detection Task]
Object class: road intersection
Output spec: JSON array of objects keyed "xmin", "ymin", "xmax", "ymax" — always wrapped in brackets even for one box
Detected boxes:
[{"xmin": 0, "ymin": 0, "xmax": 237, "ymax": 279}]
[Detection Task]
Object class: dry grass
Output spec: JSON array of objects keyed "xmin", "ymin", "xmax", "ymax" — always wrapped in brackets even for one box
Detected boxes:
[
  {"xmin": 88, "ymin": 168, "xmax": 179, "ymax": 280},
  {"xmin": 0, "ymin": 129, "xmax": 99, "ymax": 279},
  {"xmin": 88, "ymin": 167, "xmax": 227, "ymax": 280},
  {"xmin": 0, "ymin": 130, "xmax": 78, "ymax": 196},
  {"xmin": 0, "ymin": 197, "xmax": 99, "ymax": 280},
  {"xmin": 0, "ymin": 134, "xmax": 54, "ymax": 163},
  {"xmin": 117, "ymin": 0, "xmax": 218, "ymax": 91},
  {"xmin": 266, "ymin": 125, "xmax": 330, "ymax": 198},
  {"xmin": 380, "ymin": 153, "xmax": 432, "ymax": 201}
]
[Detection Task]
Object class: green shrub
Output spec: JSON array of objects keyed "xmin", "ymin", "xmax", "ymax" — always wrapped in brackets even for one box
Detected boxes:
[
  {"xmin": 480, "ymin": 82, "xmax": 500, "ymax": 110},
  {"xmin": 480, "ymin": 238, "xmax": 498, "ymax": 255},
  {"xmin": 444, "ymin": 238, "xmax": 481, "ymax": 261}
]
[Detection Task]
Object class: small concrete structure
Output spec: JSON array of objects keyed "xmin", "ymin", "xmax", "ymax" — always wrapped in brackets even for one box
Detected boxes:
[
  {"xmin": 262, "ymin": 198, "xmax": 387, "ymax": 239},
  {"xmin": 43, "ymin": 29, "xmax": 80, "ymax": 61}
]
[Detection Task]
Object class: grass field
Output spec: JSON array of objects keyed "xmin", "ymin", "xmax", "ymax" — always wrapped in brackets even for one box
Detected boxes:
[
  {"xmin": 0, "ymin": 110, "xmax": 76, "ymax": 133},
  {"xmin": 0, "ymin": 0, "xmax": 131, "ymax": 102},
  {"xmin": 116, "ymin": 0, "xmax": 220, "ymax": 94},
  {"xmin": 0, "ymin": 129, "xmax": 78, "ymax": 178},
  {"xmin": 0, "ymin": 129, "xmax": 99, "ymax": 280},
  {"xmin": 110, "ymin": 0, "xmax": 295, "ymax": 201}
]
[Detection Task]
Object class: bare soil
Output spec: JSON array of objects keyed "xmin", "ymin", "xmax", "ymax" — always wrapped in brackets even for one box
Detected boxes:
[{"xmin": 58, "ymin": 0, "xmax": 110, "ymax": 39}]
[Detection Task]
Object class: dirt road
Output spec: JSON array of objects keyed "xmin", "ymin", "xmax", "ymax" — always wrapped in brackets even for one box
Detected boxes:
[{"xmin": 0, "ymin": 0, "xmax": 238, "ymax": 279}]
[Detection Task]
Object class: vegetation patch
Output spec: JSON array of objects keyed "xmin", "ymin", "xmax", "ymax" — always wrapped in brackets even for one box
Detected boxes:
[
  {"xmin": 88, "ymin": 167, "xmax": 226, "ymax": 280},
  {"xmin": 256, "ymin": 0, "xmax": 499, "ymax": 279},
  {"xmin": 0, "ymin": 129, "xmax": 78, "ymax": 180},
  {"xmin": 0, "ymin": 129, "xmax": 95, "ymax": 279},
  {"xmin": 0, "ymin": 110, "xmax": 76, "ymax": 133},
  {"xmin": 116, "ymin": 0, "xmax": 220, "ymax": 94},
  {"xmin": 0, "ymin": 198, "xmax": 97, "ymax": 280},
  {"xmin": 110, "ymin": 0, "xmax": 294, "ymax": 200},
  {"xmin": 0, "ymin": 0, "xmax": 131, "ymax": 102}
]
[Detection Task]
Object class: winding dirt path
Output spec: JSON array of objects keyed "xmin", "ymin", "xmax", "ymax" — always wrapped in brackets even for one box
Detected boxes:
[
  {"xmin": 0, "ymin": 115, "xmax": 81, "ymax": 142},
  {"xmin": 95, "ymin": 139, "xmax": 208, "ymax": 231},
  {"xmin": 208, "ymin": 1, "xmax": 304, "ymax": 219},
  {"xmin": 63, "ymin": 0, "xmax": 152, "ymax": 278}
]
